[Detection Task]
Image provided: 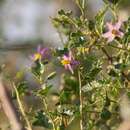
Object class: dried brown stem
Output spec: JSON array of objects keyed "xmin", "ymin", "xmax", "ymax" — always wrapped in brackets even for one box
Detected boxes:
[{"xmin": 0, "ymin": 77, "xmax": 25, "ymax": 130}]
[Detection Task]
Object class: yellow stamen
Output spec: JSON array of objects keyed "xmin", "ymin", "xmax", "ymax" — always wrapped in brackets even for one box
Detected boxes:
[
  {"xmin": 34, "ymin": 53, "xmax": 42, "ymax": 61},
  {"xmin": 61, "ymin": 59, "xmax": 70, "ymax": 65}
]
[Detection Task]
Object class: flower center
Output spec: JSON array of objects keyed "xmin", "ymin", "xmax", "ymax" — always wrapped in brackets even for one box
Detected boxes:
[
  {"xmin": 112, "ymin": 29, "xmax": 119, "ymax": 35},
  {"xmin": 61, "ymin": 59, "xmax": 71, "ymax": 65},
  {"xmin": 34, "ymin": 53, "xmax": 42, "ymax": 61}
]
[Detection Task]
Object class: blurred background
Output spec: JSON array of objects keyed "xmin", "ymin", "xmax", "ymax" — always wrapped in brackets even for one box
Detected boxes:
[{"xmin": 0, "ymin": 0, "xmax": 130, "ymax": 130}]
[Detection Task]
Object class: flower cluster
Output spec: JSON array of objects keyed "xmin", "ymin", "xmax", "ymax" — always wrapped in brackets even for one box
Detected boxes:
[
  {"xmin": 31, "ymin": 46, "xmax": 79, "ymax": 74},
  {"xmin": 31, "ymin": 20, "xmax": 125, "ymax": 75}
]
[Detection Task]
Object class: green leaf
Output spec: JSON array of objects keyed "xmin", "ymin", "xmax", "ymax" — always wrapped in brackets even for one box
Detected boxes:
[
  {"xmin": 69, "ymin": 31, "xmax": 86, "ymax": 47},
  {"xmin": 81, "ymin": 54, "xmax": 97, "ymax": 72},
  {"xmin": 32, "ymin": 110, "xmax": 52, "ymax": 128},
  {"xmin": 58, "ymin": 9, "xmax": 66, "ymax": 15},
  {"xmin": 88, "ymin": 20, "xmax": 95, "ymax": 31},
  {"xmin": 95, "ymin": 6, "xmax": 108, "ymax": 34},
  {"xmin": 127, "ymin": 91, "xmax": 130, "ymax": 100},
  {"xmin": 15, "ymin": 71, "xmax": 24, "ymax": 79},
  {"xmin": 47, "ymin": 72, "xmax": 56, "ymax": 80},
  {"xmin": 58, "ymin": 9, "xmax": 72, "ymax": 16},
  {"xmin": 59, "ymin": 91, "xmax": 71, "ymax": 104},
  {"xmin": 58, "ymin": 125, "xmax": 66, "ymax": 130},
  {"xmin": 31, "ymin": 61, "xmax": 45, "ymax": 78},
  {"xmin": 101, "ymin": 108, "xmax": 111, "ymax": 120},
  {"xmin": 108, "ymin": 69, "xmax": 119, "ymax": 77},
  {"xmin": 37, "ymin": 84, "xmax": 52, "ymax": 96},
  {"xmin": 64, "ymin": 76, "xmax": 79, "ymax": 95},
  {"xmin": 123, "ymin": 18, "xmax": 130, "ymax": 44},
  {"xmin": 16, "ymin": 82, "xmax": 28, "ymax": 97},
  {"xmin": 89, "ymin": 68, "xmax": 101, "ymax": 79}
]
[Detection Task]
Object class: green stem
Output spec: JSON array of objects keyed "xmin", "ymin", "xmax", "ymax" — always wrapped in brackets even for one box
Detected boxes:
[
  {"xmin": 85, "ymin": 110, "xmax": 118, "ymax": 115},
  {"xmin": 111, "ymin": 7, "xmax": 118, "ymax": 21},
  {"xmin": 108, "ymin": 44, "xmax": 129, "ymax": 52},
  {"xmin": 82, "ymin": 0, "xmax": 85, "ymax": 9},
  {"xmin": 75, "ymin": 0, "xmax": 85, "ymax": 18},
  {"xmin": 78, "ymin": 70, "xmax": 83, "ymax": 130},
  {"xmin": 95, "ymin": 43, "xmax": 129, "ymax": 52},
  {"xmin": 13, "ymin": 83, "xmax": 32, "ymax": 130},
  {"xmin": 42, "ymin": 98, "xmax": 57, "ymax": 130},
  {"xmin": 101, "ymin": 47, "xmax": 113, "ymax": 64}
]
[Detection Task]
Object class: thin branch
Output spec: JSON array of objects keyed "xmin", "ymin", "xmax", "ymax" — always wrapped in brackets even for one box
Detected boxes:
[
  {"xmin": 75, "ymin": 0, "xmax": 84, "ymax": 18},
  {"xmin": 78, "ymin": 70, "xmax": 83, "ymax": 130},
  {"xmin": 107, "ymin": 44, "xmax": 129, "ymax": 52},
  {"xmin": 42, "ymin": 98, "xmax": 57, "ymax": 130},
  {"xmin": 12, "ymin": 82, "xmax": 32, "ymax": 130}
]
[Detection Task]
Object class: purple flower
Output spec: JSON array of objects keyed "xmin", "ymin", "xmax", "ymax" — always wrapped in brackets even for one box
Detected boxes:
[
  {"xmin": 32, "ymin": 45, "xmax": 51, "ymax": 61},
  {"xmin": 102, "ymin": 20, "xmax": 124, "ymax": 42},
  {"xmin": 61, "ymin": 52, "xmax": 79, "ymax": 74}
]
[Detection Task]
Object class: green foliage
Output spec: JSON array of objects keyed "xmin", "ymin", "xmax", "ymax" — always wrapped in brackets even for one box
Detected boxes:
[
  {"xmin": 95, "ymin": 6, "xmax": 108, "ymax": 35},
  {"xmin": 13, "ymin": 81, "xmax": 28, "ymax": 98},
  {"xmin": 8, "ymin": 0, "xmax": 130, "ymax": 130},
  {"xmin": 37, "ymin": 84, "xmax": 53, "ymax": 97},
  {"xmin": 32, "ymin": 110, "xmax": 52, "ymax": 129},
  {"xmin": 64, "ymin": 75, "xmax": 79, "ymax": 95},
  {"xmin": 101, "ymin": 108, "xmax": 111, "ymax": 120},
  {"xmin": 31, "ymin": 60, "xmax": 45, "ymax": 78},
  {"xmin": 69, "ymin": 31, "xmax": 86, "ymax": 48}
]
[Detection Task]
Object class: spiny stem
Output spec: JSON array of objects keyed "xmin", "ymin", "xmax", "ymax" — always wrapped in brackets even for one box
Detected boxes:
[
  {"xmin": 12, "ymin": 83, "xmax": 32, "ymax": 130},
  {"xmin": 78, "ymin": 70, "xmax": 83, "ymax": 130},
  {"xmin": 42, "ymin": 98, "xmax": 57, "ymax": 130}
]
